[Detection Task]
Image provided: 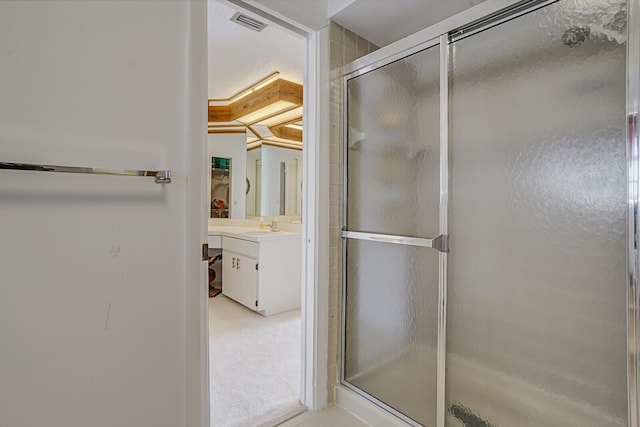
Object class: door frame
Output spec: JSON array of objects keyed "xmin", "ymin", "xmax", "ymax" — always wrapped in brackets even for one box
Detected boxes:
[
  {"xmin": 336, "ymin": 0, "xmax": 640, "ymax": 426},
  {"xmin": 186, "ymin": 1, "xmax": 331, "ymax": 425},
  {"xmin": 185, "ymin": 1, "xmax": 209, "ymax": 427}
]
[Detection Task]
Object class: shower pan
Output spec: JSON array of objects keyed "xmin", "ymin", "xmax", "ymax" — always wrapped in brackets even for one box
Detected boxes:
[{"xmin": 340, "ymin": 0, "xmax": 636, "ymax": 426}]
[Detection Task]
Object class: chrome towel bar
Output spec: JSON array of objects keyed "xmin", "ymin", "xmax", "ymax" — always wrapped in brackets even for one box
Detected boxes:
[{"xmin": 0, "ymin": 162, "xmax": 171, "ymax": 184}]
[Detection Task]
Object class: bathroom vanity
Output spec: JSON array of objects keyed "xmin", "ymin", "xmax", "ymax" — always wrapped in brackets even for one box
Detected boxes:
[{"xmin": 208, "ymin": 226, "xmax": 301, "ymax": 316}]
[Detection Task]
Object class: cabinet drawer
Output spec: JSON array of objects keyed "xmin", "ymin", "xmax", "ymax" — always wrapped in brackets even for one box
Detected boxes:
[
  {"xmin": 222, "ymin": 236, "xmax": 258, "ymax": 258},
  {"xmin": 208, "ymin": 235, "xmax": 222, "ymax": 248}
]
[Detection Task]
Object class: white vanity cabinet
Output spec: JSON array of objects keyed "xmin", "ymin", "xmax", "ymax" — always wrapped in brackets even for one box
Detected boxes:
[
  {"xmin": 221, "ymin": 237, "xmax": 259, "ymax": 311},
  {"xmin": 216, "ymin": 231, "xmax": 301, "ymax": 316}
]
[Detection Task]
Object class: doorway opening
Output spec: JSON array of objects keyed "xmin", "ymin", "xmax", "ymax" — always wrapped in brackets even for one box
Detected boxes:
[{"xmin": 206, "ymin": 1, "xmax": 309, "ymax": 425}]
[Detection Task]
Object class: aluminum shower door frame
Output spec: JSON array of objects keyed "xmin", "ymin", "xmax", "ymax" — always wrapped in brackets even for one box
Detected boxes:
[
  {"xmin": 627, "ymin": 0, "xmax": 640, "ymax": 425},
  {"xmin": 339, "ymin": 0, "xmax": 640, "ymax": 426},
  {"xmin": 340, "ymin": 36, "xmax": 442, "ymax": 427}
]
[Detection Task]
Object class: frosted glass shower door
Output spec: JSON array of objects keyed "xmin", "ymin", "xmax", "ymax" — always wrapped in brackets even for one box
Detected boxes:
[
  {"xmin": 342, "ymin": 43, "xmax": 442, "ymax": 426},
  {"xmin": 446, "ymin": 1, "xmax": 627, "ymax": 426}
]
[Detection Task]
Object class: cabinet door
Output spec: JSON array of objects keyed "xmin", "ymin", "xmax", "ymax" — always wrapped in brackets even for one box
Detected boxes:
[{"xmin": 222, "ymin": 250, "xmax": 258, "ymax": 311}]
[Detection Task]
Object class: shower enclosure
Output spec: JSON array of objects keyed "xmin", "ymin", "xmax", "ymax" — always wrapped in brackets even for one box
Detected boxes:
[{"xmin": 340, "ymin": 0, "xmax": 637, "ymax": 426}]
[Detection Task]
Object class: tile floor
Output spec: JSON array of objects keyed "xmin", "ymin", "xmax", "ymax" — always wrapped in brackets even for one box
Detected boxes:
[{"xmin": 277, "ymin": 406, "xmax": 368, "ymax": 427}]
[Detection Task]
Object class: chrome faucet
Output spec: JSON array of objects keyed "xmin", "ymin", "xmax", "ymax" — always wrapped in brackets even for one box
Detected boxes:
[{"xmin": 266, "ymin": 219, "xmax": 280, "ymax": 232}]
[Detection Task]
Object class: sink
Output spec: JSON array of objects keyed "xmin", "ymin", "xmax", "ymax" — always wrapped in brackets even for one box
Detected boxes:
[{"xmin": 242, "ymin": 230, "xmax": 274, "ymax": 235}]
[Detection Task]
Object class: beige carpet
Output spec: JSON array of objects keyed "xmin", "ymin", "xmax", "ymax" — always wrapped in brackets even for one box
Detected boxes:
[{"xmin": 209, "ymin": 295, "xmax": 301, "ymax": 427}]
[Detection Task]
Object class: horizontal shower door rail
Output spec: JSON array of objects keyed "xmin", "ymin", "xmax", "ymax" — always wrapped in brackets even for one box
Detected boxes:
[
  {"xmin": 342, "ymin": 229, "xmax": 448, "ymax": 252},
  {"xmin": 0, "ymin": 162, "xmax": 171, "ymax": 184}
]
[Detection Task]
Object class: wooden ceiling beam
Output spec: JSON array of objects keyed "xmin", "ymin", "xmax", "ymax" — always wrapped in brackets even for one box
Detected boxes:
[
  {"xmin": 208, "ymin": 79, "xmax": 303, "ymax": 123},
  {"xmin": 208, "ymin": 129, "xmax": 246, "ymax": 134},
  {"xmin": 208, "ymin": 105, "xmax": 232, "ymax": 122},
  {"xmin": 272, "ymin": 116, "xmax": 303, "ymax": 127},
  {"xmin": 269, "ymin": 124, "xmax": 302, "ymax": 142},
  {"xmin": 262, "ymin": 140, "xmax": 303, "ymax": 151}
]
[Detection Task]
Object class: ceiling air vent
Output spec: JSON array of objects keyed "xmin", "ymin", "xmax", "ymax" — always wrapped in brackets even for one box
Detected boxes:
[{"xmin": 230, "ymin": 12, "xmax": 267, "ymax": 32}]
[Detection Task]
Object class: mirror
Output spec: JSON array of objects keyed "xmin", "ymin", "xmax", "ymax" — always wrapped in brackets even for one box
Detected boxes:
[
  {"xmin": 207, "ymin": 75, "xmax": 304, "ymax": 221},
  {"xmin": 245, "ymin": 144, "xmax": 302, "ymax": 218},
  {"xmin": 208, "ymin": 132, "xmax": 302, "ymax": 220}
]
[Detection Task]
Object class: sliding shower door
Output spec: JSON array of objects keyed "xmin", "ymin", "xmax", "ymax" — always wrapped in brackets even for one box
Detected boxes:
[
  {"xmin": 342, "ymin": 42, "xmax": 443, "ymax": 426},
  {"xmin": 446, "ymin": 1, "xmax": 627, "ymax": 426},
  {"xmin": 342, "ymin": 0, "xmax": 629, "ymax": 426}
]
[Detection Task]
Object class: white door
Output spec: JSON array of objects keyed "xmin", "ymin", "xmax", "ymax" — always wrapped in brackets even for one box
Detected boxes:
[{"xmin": 0, "ymin": 2, "xmax": 207, "ymax": 427}]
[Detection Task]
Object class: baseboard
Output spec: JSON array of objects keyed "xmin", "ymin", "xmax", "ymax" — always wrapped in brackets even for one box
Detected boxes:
[{"xmin": 334, "ymin": 385, "xmax": 409, "ymax": 427}]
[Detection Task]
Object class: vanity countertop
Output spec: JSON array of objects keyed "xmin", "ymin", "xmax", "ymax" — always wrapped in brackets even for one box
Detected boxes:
[{"xmin": 207, "ymin": 225, "xmax": 301, "ymax": 243}]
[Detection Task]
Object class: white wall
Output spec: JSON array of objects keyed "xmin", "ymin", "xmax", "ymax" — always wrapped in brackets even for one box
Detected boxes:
[
  {"xmin": 209, "ymin": 133, "xmax": 247, "ymax": 218},
  {"xmin": 0, "ymin": 1, "xmax": 202, "ymax": 426},
  {"xmin": 260, "ymin": 145, "xmax": 302, "ymax": 216}
]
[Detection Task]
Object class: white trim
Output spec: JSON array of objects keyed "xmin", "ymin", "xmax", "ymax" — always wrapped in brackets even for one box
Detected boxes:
[
  {"xmin": 185, "ymin": 1, "xmax": 209, "ymax": 426},
  {"xmin": 301, "ymin": 24, "xmax": 330, "ymax": 410},
  {"xmin": 209, "ymin": 0, "xmax": 330, "ymax": 414},
  {"xmin": 335, "ymin": 386, "xmax": 408, "ymax": 427}
]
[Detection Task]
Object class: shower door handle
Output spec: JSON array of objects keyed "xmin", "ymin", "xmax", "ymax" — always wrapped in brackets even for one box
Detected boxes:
[{"xmin": 341, "ymin": 230, "xmax": 449, "ymax": 253}]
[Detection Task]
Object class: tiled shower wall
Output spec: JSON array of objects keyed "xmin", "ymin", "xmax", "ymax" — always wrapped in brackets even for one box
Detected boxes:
[{"xmin": 327, "ymin": 22, "xmax": 377, "ymax": 400}]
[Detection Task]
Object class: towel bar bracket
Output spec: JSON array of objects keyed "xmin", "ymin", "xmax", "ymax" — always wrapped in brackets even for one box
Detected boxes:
[{"xmin": 154, "ymin": 170, "xmax": 171, "ymax": 184}]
